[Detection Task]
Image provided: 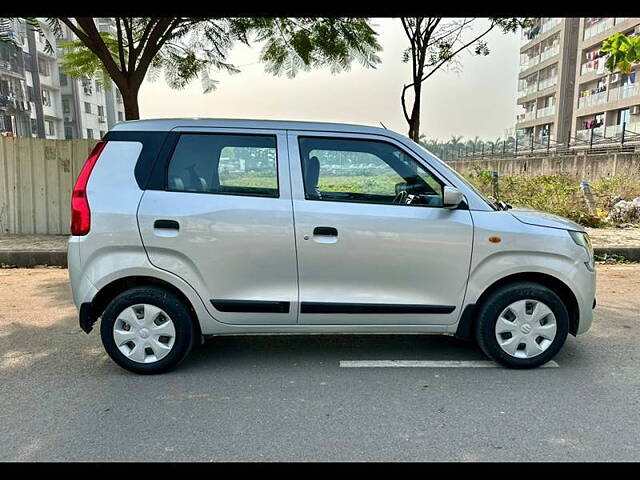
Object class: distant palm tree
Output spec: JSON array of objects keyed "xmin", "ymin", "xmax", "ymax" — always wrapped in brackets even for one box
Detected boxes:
[{"xmin": 449, "ymin": 135, "xmax": 463, "ymax": 146}]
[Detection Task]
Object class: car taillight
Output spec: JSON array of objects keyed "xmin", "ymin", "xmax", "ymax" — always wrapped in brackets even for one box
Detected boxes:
[{"xmin": 71, "ymin": 141, "xmax": 107, "ymax": 236}]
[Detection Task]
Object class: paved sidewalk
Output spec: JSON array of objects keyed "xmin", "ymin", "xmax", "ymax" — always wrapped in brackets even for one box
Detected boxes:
[{"xmin": 1, "ymin": 227, "xmax": 640, "ymax": 266}]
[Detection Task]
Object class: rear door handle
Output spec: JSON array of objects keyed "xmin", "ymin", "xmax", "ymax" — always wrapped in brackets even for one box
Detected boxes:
[
  {"xmin": 313, "ymin": 226, "xmax": 338, "ymax": 237},
  {"xmin": 154, "ymin": 219, "xmax": 180, "ymax": 230}
]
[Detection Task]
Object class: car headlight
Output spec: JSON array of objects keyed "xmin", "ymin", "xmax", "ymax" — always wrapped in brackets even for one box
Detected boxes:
[{"xmin": 569, "ymin": 230, "xmax": 594, "ymax": 271}]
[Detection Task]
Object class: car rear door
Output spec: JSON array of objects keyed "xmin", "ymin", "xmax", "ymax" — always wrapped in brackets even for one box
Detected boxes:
[
  {"xmin": 288, "ymin": 131, "xmax": 474, "ymax": 326},
  {"xmin": 137, "ymin": 127, "xmax": 299, "ymax": 325}
]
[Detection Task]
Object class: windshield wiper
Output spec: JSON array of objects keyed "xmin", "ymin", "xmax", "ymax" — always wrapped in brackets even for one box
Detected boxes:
[{"xmin": 497, "ymin": 201, "xmax": 512, "ymax": 211}]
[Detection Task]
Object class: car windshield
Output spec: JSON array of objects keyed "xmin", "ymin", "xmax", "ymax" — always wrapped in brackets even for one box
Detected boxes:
[{"xmin": 413, "ymin": 143, "xmax": 498, "ymax": 211}]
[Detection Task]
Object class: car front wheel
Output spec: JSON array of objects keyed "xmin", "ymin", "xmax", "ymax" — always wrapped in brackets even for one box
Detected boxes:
[{"xmin": 475, "ymin": 281, "xmax": 569, "ymax": 368}]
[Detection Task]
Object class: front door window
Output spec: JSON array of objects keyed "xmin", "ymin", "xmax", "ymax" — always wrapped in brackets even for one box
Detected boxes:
[{"xmin": 298, "ymin": 136, "xmax": 444, "ymax": 207}]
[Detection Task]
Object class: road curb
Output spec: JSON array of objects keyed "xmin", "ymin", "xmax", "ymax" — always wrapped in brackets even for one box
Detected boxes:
[
  {"xmin": 1, "ymin": 247, "xmax": 639, "ymax": 268},
  {"xmin": 594, "ymin": 247, "xmax": 640, "ymax": 261},
  {"xmin": 0, "ymin": 250, "xmax": 67, "ymax": 268}
]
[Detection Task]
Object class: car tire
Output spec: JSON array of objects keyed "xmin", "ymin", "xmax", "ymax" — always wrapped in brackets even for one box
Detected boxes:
[
  {"xmin": 100, "ymin": 286, "xmax": 196, "ymax": 374},
  {"xmin": 475, "ymin": 281, "xmax": 569, "ymax": 369}
]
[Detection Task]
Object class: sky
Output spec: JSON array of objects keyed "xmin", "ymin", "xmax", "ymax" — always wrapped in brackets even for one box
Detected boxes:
[{"xmin": 138, "ymin": 18, "xmax": 521, "ymax": 142}]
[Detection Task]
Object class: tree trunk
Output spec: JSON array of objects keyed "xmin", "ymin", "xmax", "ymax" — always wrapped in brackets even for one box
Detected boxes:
[
  {"xmin": 120, "ymin": 82, "xmax": 141, "ymax": 120},
  {"xmin": 407, "ymin": 82, "xmax": 422, "ymax": 142}
]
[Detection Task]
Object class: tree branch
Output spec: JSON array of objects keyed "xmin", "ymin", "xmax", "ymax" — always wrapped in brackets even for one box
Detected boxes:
[
  {"xmin": 60, "ymin": 17, "xmax": 125, "ymax": 85},
  {"xmin": 115, "ymin": 18, "xmax": 127, "ymax": 73}
]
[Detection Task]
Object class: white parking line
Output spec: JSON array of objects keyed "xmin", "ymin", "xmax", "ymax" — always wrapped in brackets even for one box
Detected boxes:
[{"xmin": 339, "ymin": 360, "xmax": 559, "ymax": 368}]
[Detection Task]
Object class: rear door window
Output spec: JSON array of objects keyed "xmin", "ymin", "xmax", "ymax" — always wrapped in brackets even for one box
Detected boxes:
[{"xmin": 167, "ymin": 134, "xmax": 278, "ymax": 197}]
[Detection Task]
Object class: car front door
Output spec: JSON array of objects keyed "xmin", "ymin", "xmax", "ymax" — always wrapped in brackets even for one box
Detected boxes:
[
  {"xmin": 288, "ymin": 132, "xmax": 474, "ymax": 326},
  {"xmin": 137, "ymin": 128, "xmax": 299, "ymax": 325}
]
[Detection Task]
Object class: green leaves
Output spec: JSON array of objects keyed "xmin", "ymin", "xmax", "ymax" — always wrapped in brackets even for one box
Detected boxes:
[
  {"xmin": 236, "ymin": 18, "xmax": 382, "ymax": 79},
  {"xmin": 602, "ymin": 32, "xmax": 640, "ymax": 74},
  {"xmin": 58, "ymin": 32, "xmax": 117, "ymax": 81}
]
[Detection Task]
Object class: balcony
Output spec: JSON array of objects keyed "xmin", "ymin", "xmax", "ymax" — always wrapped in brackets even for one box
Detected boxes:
[
  {"xmin": 576, "ymin": 125, "xmax": 605, "ymax": 141},
  {"xmin": 519, "ymin": 56, "xmax": 540, "ymax": 72},
  {"xmin": 608, "ymin": 83, "xmax": 640, "ymax": 102},
  {"xmin": 539, "ymin": 44, "xmax": 560, "ymax": 62},
  {"xmin": 541, "ymin": 18, "xmax": 561, "ymax": 34},
  {"xmin": 536, "ymin": 105, "xmax": 555, "ymax": 118},
  {"xmin": 583, "ymin": 18, "xmax": 615, "ymax": 41},
  {"xmin": 577, "ymin": 122, "xmax": 640, "ymax": 140},
  {"xmin": 521, "ymin": 18, "xmax": 561, "ymax": 45},
  {"xmin": 0, "ymin": 58, "xmax": 24, "ymax": 77},
  {"xmin": 577, "ymin": 90, "xmax": 608, "ymax": 109},
  {"xmin": 517, "ymin": 110, "xmax": 536, "ymax": 123},
  {"xmin": 538, "ymin": 76, "xmax": 558, "ymax": 91},
  {"xmin": 580, "ymin": 60, "xmax": 599, "ymax": 76},
  {"xmin": 517, "ymin": 84, "xmax": 538, "ymax": 98}
]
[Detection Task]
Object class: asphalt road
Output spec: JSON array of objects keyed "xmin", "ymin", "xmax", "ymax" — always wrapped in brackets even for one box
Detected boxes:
[{"xmin": 0, "ymin": 265, "xmax": 639, "ymax": 462}]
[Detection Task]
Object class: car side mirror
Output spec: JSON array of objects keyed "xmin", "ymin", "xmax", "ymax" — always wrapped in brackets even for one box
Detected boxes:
[{"xmin": 443, "ymin": 186, "xmax": 463, "ymax": 209}]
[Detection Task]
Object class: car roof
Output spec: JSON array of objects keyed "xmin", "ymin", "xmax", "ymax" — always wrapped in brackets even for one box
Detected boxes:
[{"xmin": 110, "ymin": 118, "xmax": 399, "ymax": 137}]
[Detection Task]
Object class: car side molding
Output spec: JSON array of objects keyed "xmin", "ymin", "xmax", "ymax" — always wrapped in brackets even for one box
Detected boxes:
[{"xmin": 300, "ymin": 302, "xmax": 456, "ymax": 314}]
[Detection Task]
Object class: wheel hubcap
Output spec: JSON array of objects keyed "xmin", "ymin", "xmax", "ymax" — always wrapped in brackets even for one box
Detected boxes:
[
  {"xmin": 113, "ymin": 304, "xmax": 176, "ymax": 364},
  {"xmin": 494, "ymin": 299, "xmax": 557, "ymax": 359}
]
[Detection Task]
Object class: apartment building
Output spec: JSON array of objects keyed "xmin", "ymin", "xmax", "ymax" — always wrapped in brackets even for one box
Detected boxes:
[
  {"xmin": 58, "ymin": 18, "xmax": 125, "ymax": 140},
  {"xmin": 571, "ymin": 17, "xmax": 640, "ymax": 142},
  {"xmin": 515, "ymin": 17, "xmax": 640, "ymax": 146},
  {"xmin": 515, "ymin": 18, "xmax": 580, "ymax": 146},
  {"xmin": 0, "ymin": 18, "xmax": 124, "ymax": 139},
  {"xmin": 0, "ymin": 18, "xmax": 33, "ymax": 137}
]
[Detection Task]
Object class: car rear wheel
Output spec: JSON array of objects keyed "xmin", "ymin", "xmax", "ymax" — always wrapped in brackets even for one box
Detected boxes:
[
  {"xmin": 100, "ymin": 286, "xmax": 195, "ymax": 374},
  {"xmin": 475, "ymin": 281, "xmax": 569, "ymax": 368}
]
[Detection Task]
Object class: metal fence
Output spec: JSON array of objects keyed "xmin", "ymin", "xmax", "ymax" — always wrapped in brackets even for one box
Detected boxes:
[{"xmin": 432, "ymin": 122, "xmax": 640, "ymax": 161}]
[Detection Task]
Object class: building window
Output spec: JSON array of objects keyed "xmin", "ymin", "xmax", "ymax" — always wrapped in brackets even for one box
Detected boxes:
[
  {"xmin": 117, "ymin": 111, "xmax": 124, "ymax": 121},
  {"xmin": 0, "ymin": 116, "xmax": 12, "ymax": 135},
  {"xmin": 84, "ymin": 102, "xmax": 91, "ymax": 114},
  {"xmin": 617, "ymin": 108, "xmax": 631, "ymax": 126},
  {"xmin": 41, "ymin": 89, "xmax": 51, "ymax": 107},
  {"xmin": 30, "ymin": 118, "xmax": 37, "ymax": 135},
  {"xmin": 99, "ymin": 130, "xmax": 105, "ymax": 138},
  {"xmin": 95, "ymin": 80, "xmax": 102, "ymax": 93},
  {"xmin": 38, "ymin": 60, "xmax": 50, "ymax": 76},
  {"xmin": 27, "ymin": 86, "xmax": 34, "ymax": 102},
  {"xmin": 82, "ymin": 77, "xmax": 93, "ymax": 95},
  {"xmin": 59, "ymin": 73, "xmax": 68, "ymax": 86},
  {"xmin": 46, "ymin": 120, "xmax": 55, "ymax": 136},
  {"xmin": 86, "ymin": 128, "xmax": 94, "ymax": 139},
  {"xmin": 23, "ymin": 52, "xmax": 32, "ymax": 72},
  {"xmin": 64, "ymin": 125, "xmax": 73, "ymax": 139},
  {"xmin": 62, "ymin": 98, "xmax": 70, "ymax": 114},
  {"xmin": 97, "ymin": 105, "xmax": 104, "ymax": 117}
]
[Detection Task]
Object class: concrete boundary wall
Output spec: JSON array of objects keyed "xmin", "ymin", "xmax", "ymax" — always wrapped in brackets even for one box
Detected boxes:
[
  {"xmin": 448, "ymin": 152, "xmax": 640, "ymax": 181},
  {"xmin": 0, "ymin": 137, "xmax": 98, "ymax": 234}
]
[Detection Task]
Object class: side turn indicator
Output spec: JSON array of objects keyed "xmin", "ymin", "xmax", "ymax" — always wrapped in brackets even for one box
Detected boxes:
[{"xmin": 488, "ymin": 236, "xmax": 502, "ymax": 243}]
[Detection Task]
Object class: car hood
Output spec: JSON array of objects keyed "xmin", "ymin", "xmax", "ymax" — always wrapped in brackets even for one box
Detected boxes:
[{"xmin": 509, "ymin": 207, "xmax": 585, "ymax": 232}]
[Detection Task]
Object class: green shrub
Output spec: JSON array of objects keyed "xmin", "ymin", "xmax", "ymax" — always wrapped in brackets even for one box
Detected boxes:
[{"xmin": 465, "ymin": 168, "xmax": 640, "ymax": 227}]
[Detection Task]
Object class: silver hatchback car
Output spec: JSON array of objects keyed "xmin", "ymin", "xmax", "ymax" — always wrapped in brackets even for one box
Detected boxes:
[{"xmin": 68, "ymin": 119, "xmax": 596, "ymax": 374}]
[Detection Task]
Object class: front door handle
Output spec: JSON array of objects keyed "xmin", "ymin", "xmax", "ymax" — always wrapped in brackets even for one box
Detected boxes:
[
  {"xmin": 313, "ymin": 226, "xmax": 338, "ymax": 237},
  {"xmin": 154, "ymin": 219, "xmax": 180, "ymax": 230}
]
